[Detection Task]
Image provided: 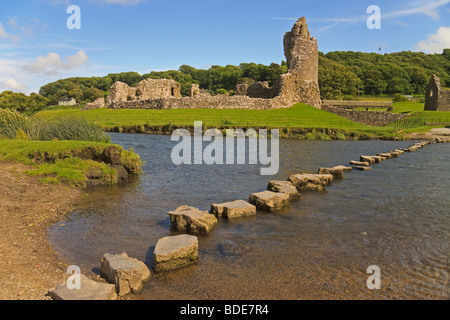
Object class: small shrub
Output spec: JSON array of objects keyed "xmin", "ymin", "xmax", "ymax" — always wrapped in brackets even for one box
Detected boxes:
[{"xmin": 392, "ymin": 93, "xmax": 408, "ymax": 102}]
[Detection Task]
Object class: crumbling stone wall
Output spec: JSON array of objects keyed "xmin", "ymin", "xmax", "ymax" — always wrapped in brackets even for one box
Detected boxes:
[
  {"xmin": 322, "ymin": 105, "xmax": 409, "ymax": 126},
  {"xmin": 425, "ymin": 75, "xmax": 450, "ymax": 111},
  {"xmin": 235, "ymin": 83, "xmax": 249, "ymax": 96},
  {"xmin": 136, "ymin": 78, "xmax": 181, "ymax": 100},
  {"xmin": 190, "ymin": 84, "xmax": 200, "ymax": 97},
  {"xmin": 247, "ymin": 81, "xmax": 274, "ymax": 99},
  {"xmin": 107, "ymin": 81, "xmax": 136, "ymax": 104}
]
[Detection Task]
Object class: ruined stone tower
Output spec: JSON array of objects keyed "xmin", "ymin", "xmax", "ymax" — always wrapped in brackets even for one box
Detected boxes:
[
  {"xmin": 244, "ymin": 17, "xmax": 322, "ymax": 108},
  {"xmin": 278, "ymin": 17, "xmax": 321, "ymax": 108},
  {"xmin": 424, "ymin": 75, "xmax": 450, "ymax": 111}
]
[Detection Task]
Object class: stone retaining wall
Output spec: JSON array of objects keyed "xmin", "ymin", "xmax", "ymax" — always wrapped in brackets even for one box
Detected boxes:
[
  {"xmin": 110, "ymin": 95, "xmax": 295, "ymax": 110},
  {"xmin": 322, "ymin": 105, "xmax": 409, "ymax": 126}
]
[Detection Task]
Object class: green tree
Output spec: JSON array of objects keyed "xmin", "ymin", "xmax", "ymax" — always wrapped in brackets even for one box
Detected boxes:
[{"xmin": 84, "ymin": 87, "xmax": 104, "ymax": 102}]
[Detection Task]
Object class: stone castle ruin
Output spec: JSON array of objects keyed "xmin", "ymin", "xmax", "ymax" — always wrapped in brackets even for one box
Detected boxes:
[
  {"xmin": 424, "ymin": 75, "xmax": 450, "ymax": 111},
  {"xmin": 84, "ymin": 17, "xmax": 321, "ymax": 111}
]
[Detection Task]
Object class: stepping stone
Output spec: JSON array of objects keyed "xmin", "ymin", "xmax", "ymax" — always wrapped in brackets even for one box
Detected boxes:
[
  {"xmin": 377, "ymin": 153, "xmax": 394, "ymax": 159},
  {"xmin": 354, "ymin": 166, "xmax": 372, "ymax": 171},
  {"xmin": 267, "ymin": 180, "xmax": 301, "ymax": 199},
  {"xmin": 360, "ymin": 156, "xmax": 376, "ymax": 165},
  {"xmin": 169, "ymin": 205, "xmax": 218, "ymax": 234},
  {"xmin": 318, "ymin": 166, "xmax": 344, "ymax": 179},
  {"xmin": 49, "ymin": 274, "xmax": 117, "ymax": 300},
  {"xmin": 332, "ymin": 165, "xmax": 353, "ymax": 172},
  {"xmin": 350, "ymin": 161, "xmax": 370, "ymax": 167},
  {"xmin": 288, "ymin": 173, "xmax": 334, "ymax": 192},
  {"xmin": 360, "ymin": 155, "xmax": 385, "ymax": 164},
  {"xmin": 100, "ymin": 252, "xmax": 151, "ymax": 296},
  {"xmin": 210, "ymin": 200, "xmax": 256, "ymax": 219},
  {"xmin": 248, "ymin": 191, "xmax": 290, "ymax": 212},
  {"xmin": 153, "ymin": 235, "xmax": 199, "ymax": 273}
]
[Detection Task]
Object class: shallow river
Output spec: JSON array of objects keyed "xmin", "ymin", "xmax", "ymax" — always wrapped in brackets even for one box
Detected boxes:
[{"xmin": 49, "ymin": 133, "xmax": 449, "ymax": 300}]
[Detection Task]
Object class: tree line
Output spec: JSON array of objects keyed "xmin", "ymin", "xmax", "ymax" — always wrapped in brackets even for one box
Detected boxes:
[{"xmin": 1, "ymin": 49, "xmax": 449, "ymax": 113}]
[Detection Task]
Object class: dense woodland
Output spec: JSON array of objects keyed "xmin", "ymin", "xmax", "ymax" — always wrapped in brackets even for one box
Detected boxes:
[{"xmin": 1, "ymin": 49, "xmax": 450, "ymax": 113}]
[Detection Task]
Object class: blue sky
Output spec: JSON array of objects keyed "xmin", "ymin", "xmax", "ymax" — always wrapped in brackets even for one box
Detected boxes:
[{"xmin": 1, "ymin": 0, "xmax": 450, "ymax": 93}]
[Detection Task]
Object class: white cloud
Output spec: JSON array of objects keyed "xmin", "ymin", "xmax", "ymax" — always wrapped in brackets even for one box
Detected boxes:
[
  {"xmin": 1, "ymin": 79, "xmax": 27, "ymax": 92},
  {"xmin": 275, "ymin": 0, "xmax": 450, "ymax": 30},
  {"xmin": 23, "ymin": 50, "xmax": 89, "ymax": 75},
  {"xmin": 384, "ymin": 0, "xmax": 450, "ymax": 20},
  {"xmin": 416, "ymin": 26, "xmax": 450, "ymax": 53}
]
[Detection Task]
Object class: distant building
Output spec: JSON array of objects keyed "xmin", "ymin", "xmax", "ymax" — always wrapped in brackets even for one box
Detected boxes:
[
  {"xmin": 424, "ymin": 75, "xmax": 450, "ymax": 111},
  {"xmin": 58, "ymin": 98, "xmax": 77, "ymax": 106},
  {"xmin": 403, "ymin": 95, "xmax": 414, "ymax": 101}
]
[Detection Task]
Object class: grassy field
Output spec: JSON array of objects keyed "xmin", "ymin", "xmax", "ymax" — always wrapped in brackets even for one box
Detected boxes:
[
  {"xmin": 0, "ymin": 140, "xmax": 142, "ymax": 187},
  {"xmin": 35, "ymin": 103, "xmax": 390, "ymax": 133},
  {"xmin": 33, "ymin": 101, "xmax": 450, "ymax": 139}
]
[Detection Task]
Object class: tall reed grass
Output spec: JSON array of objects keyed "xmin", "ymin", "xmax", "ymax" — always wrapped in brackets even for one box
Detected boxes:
[{"xmin": 0, "ymin": 109, "xmax": 110, "ymax": 143}]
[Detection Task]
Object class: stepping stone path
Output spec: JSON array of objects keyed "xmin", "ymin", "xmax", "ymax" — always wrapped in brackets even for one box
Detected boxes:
[
  {"xmin": 249, "ymin": 191, "xmax": 290, "ymax": 212},
  {"xmin": 50, "ymin": 139, "xmax": 445, "ymax": 299},
  {"xmin": 100, "ymin": 252, "xmax": 151, "ymax": 297},
  {"xmin": 169, "ymin": 205, "xmax": 218, "ymax": 234},
  {"xmin": 210, "ymin": 200, "xmax": 256, "ymax": 219},
  {"xmin": 288, "ymin": 173, "xmax": 334, "ymax": 191},
  {"xmin": 49, "ymin": 274, "xmax": 117, "ymax": 300},
  {"xmin": 267, "ymin": 180, "xmax": 301, "ymax": 199},
  {"xmin": 153, "ymin": 235, "xmax": 199, "ymax": 273},
  {"xmin": 318, "ymin": 166, "xmax": 345, "ymax": 179}
]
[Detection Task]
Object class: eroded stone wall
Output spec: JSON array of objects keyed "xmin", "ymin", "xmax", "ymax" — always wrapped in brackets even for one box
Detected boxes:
[
  {"xmin": 425, "ymin": 75, "xmax": 450, "ymax": 111},
  {"xmin": 322, "ymin": 105, "xmax": 409, "ymax": 126}
]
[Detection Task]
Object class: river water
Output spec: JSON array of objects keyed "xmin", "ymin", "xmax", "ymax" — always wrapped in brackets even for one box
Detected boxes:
[{"xmin": 48, "ymin": 133, "xmax": 449, "ymax": 300}]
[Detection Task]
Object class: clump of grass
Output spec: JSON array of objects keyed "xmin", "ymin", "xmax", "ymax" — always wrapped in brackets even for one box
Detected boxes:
[
  {"xmin": 34, "ymin": 117, "xmax": 111, "ymax": 143},
  {"xmin": 0, "ymin": 109, "xmax": 110, "ymax": 143},
  {"xmin": 25, "ymin": 157, "xmax": 119, "ymax": 188},
  {"xmin": 121, "ymin": 147, "xmax": 143, "ymax": 174}
]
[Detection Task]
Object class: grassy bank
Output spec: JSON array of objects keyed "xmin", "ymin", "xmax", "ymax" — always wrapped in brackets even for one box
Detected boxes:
[{"xmin": 0, "ymin": 140, "xmax": 142, "ymax": 187}]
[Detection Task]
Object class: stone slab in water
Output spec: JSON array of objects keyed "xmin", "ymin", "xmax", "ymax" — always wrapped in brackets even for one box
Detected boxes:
[
  {"xmin": 354, "ymin": 166, "xmax": 372, "ymax": 171},
  {"xmin": 350, "ymin": 161, "xmax": 370, "ymax": 167},
  {"xmin": 169, "ymin": 205, "xmax": 218, "ymax": 234},
  {"xmin": 360, "ymin": 156, "xmax": 376, "ymax": 164},
  {"xmin": 100, "ymin": 252, "xmax": 151, "ymax": 296},
  {"xmin": 332, "ymin": 165, "xmax": 353, "ymax": 172},
  {"xmin": 267, "ymin": 180, "xmax": 301, "ymax": 199},
  {"xmin": 318, "ymin": 167, "xmax": 344, "ymax": 179},
  {"xmin": 153, "ymin": 235, "xmax": 199, "ymax": 273},
  {"xmin": 49, "ymin": 274, "xmax": 117, "ymax": 300},
  {"xmin": 210, "ymin": 200, "xmax": 256, "ymax": 219},
  {"xmin": 248, "ymin": 191, "xmax": 290, "ymax": 211},
  {"xmin": 288, "ymin": 173, "xmax": 334, "ymax": 191}
]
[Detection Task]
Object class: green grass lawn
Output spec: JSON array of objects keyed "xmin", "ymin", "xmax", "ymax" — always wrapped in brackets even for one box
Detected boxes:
[
  {"xmin": 35, "ymin": 103, "xmax": 387, "ymax": 131},
  {"xmin": 391, "ymin": 101, "xmax": 425, "ymax": 114}
]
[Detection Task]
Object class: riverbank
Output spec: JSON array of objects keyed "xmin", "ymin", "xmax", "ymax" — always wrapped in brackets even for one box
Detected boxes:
[
  {"xmin": 0, "ymin": 140, "xmax": 143, "ymax": 188},
  {"xmin": 0, "ymin": 161, "xmax": 80, "ymax": 299}
]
